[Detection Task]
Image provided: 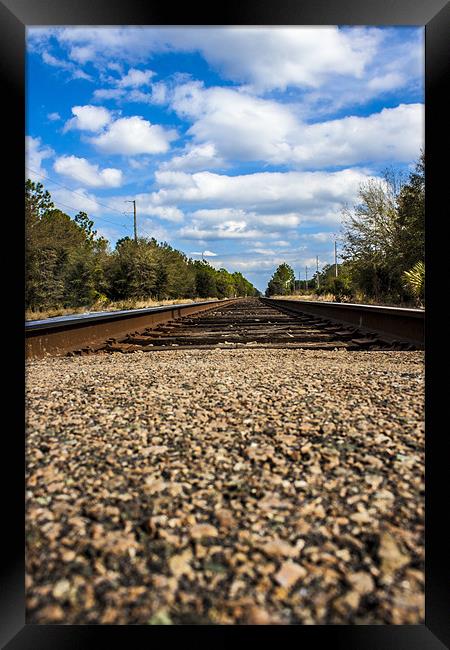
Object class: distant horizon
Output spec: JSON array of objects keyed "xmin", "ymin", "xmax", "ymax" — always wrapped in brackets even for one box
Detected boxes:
[{"xmin": 26, "ymin": 26, "xmax": 424, "ymax": 292}]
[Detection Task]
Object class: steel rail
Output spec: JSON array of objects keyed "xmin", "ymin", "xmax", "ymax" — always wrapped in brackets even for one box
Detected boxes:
[
  {"xmin": 261, "ymin": 297, "xmax": 424, "ymax": 345},
  {"xmin": 25, "ymin": 298, "xmax": 240, "ymax": 359}
]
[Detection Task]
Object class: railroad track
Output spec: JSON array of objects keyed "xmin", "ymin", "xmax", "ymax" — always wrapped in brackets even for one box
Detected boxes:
[
  {"xmin": 26, "ymin": 297, "xmax": 423, "ymax": 358},
  {"xmin": 25, "ymin": 298, "xmax": 234, "ymax": 359}
]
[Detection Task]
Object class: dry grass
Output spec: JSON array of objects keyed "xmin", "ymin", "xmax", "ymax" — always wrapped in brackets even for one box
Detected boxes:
[
  {"xmin": 269, "ymin": 293, "xmax": 423, "ymax": 308},
  {"xmin": 25, "ymin": 297, "xmax": 221, "ymax": 321},
  {"xmin": 270, "ymin": 293, "xmax": 335, "ymax": 302},
  {"xmin": 26, "ymin": 294, "xmax": 423, "ymax": 321}
]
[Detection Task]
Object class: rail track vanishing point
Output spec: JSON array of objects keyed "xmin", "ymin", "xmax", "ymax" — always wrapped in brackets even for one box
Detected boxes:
[{"xmin": 26, "ymin": 298, "xmax": 424, "ymax": 359}]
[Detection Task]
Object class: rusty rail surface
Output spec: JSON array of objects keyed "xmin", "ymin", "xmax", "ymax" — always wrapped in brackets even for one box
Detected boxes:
[
  {"xmin": 261, "ymin": 298, "xmax": 424, "ymax": 346},
  {"xmin": 25, "ymin": 299, "xmax": 240, "ymax": 359}
]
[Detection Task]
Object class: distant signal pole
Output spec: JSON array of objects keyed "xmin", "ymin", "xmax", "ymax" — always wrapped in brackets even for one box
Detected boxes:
[{"xmin": 334, "ymin": 240, "xmax": 338, "ymax": 277}]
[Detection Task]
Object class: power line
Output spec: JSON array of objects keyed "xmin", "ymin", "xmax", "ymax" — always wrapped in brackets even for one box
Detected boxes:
[
  {"xmin": 47, "ymin": 199, "xmax": 131, "ymax": 233},
  {"xmin": 26, "ymin": 166, "xmax": 134, "ymax": 218},
  {"xmin": 26, "ymin": 166, "xmax": 160, "ymax": 243},
  {"xmin": 48, "ymin": 198, "xmax": 157, "ymax": 242}
]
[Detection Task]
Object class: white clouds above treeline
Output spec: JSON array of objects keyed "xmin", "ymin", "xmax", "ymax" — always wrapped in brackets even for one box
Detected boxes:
[
  {"xmin": 58, "ymin": 95, "xmax": 422, "ymax": 170},
  {"xmin": 150, "ymin": 168, "xmax": 376, "ymax": 212},
  {"xmin": 64, "ymin": 105, "xmax": 112, "ymax": 132},
  {"xmin": 161, "ymin": 82, "xmax": 423, "ymax": 169},
  {"xmin": 29, "ymin": 26, "xmax": 399, "ymax": 93},
  {"xmin": 172, "ymin": 27, "xmax": 379, "ymax": 93},
  {"xmin": 68, "ymin": 166, "xmax": 374, "ymax": 236},
  {"xmin": 25, "ymin": 136, "xmax": 53, "ymax": 180},
  {"xmin": 62, "ymin": 105, "xmax": 177, "ymax": 155},
  {"xmin": 26, "ymin": 25, "xmax": 424, "ymax": 290},
  {"xmin": 116, "ymin": 168, "xmax": 376, "ymax": 240},
  {"xmin": 89, "ymin": 116, "xmax": 177, "ymax": 155},
  {"xmin": 28, "ymin": 26, "xmax": 423, "ymax": 118},
  {"xmin": 53, "ymin": 155, "xmax": 123, "ymax": 188}
]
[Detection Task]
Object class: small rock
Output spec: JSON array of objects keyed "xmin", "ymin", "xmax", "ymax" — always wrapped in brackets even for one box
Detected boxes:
[
  {"xmin": 246, "ymin": 605, "xmax": 273, "ymax": 625},
  {"xmin": 260, "ymin": 538, "xmax": 298, "ymax": 558},
  {"xmin": 216, "ymin": 509, "xmax": 237, "ymax": 529},
  {"xmin": 364, "ymin": 474, "xmax": 383, "ymax": 489},
  {"xmin": 169, "ymin": 548, "xmax": 194, "ymax": 578},
  {"xmin": 38, "ymin": 604, "xmax": 65, "ymax": 622},
  {"xmin": 147, "ymin": 445, "xmax": 168, "ymax": 455},
  {"xmin": 190, "ymin": 523, "xmax": 218, "ymax": 539},
  {"xmin": 350, "ymin": 508, "xmax": 372, "ymax": 524},
  {"xmin": 148, "ymin": 610, "xmax": 173, "ymax": 625},
  {"xmin": 363, "ymin": 455, "xmax": 384, "ymax": 469},
  {"xmin": 379, "ymin": 532, "xmax": 410, "ymax": 575},
  {"xmin": 144, "ymin": 478, "xmax": 167, "ymax": 494},
  {"xmin": 60, "ymin": 549, "xmax": 76, "ymax": 562},
  {"xmin": 345, "ymin": 590, "xmax": 361, "ymax": 609},
  {"xmin": 274, "ymin": 561, "xmax": 306, "ymax": 589},
  {"xmin": 52, "ymin": 579, "xmax": 71, "ymax": 600},
  {"xmin": 347, "ymin": 571, "xmax": 375, "ymax": 594}
]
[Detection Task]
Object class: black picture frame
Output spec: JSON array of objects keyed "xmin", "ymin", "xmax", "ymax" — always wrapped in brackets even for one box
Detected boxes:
[{"xmin": 2, "ymin": 0, "xmax": 449, "ymax": 647}]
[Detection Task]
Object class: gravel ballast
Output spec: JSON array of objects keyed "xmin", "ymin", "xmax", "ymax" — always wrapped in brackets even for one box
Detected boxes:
[{"xmin": 25, "ymin": 349, "xmax": 424, "ymax": 625}]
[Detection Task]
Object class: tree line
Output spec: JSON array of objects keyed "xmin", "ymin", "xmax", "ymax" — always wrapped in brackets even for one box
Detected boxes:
[
  {"xmin": 25, "ymin": 179, "xmax": 259, "ymax": 312},
  {"xmin": 266, "ymin": 152, "xmax": 425, "ymax": 306}
]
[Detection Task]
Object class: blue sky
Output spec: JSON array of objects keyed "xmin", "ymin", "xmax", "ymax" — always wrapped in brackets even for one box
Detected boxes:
[{"xmin": 26, "ymin": 26, "xmax": 424, "ymax": 291}]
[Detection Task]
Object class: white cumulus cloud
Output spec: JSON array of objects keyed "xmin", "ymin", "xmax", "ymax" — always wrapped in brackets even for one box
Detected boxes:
[
  {"xmin": 288, "ymin": 103, "xmax": 423, "ymax": 167},
  {"xmin": 160, "ymin": 142, "xmax": 226, "ymax": 172},
  {"xmin": 165, "ymin": 82, "xmax": 423, "ymax": 167},
  {"xmin": 53, "ymin": 155, "xmax": 123, "ymax": 188},
  {"xmin": 134, "ymin": 201, "xmax": 184, "ymax": 223},
  {"xmin": 89, "ymin": 116, "xmax": 177, "ymax": 155},
  {"xmin": 25, "ymin": 136, "xmax": 54, "ymax": 180},
  {"xmin": 33, "ymin": 26, "xmax": 380, "ymax": 92},
  {"xmin": 172, "ymin": 26, "xmax": 378, "ymax": 92},
  {"xmin": 179, "ymin": 223, "xmax": 265, "ymax": 241},
  {"xmin": 152, "ymin": 168, "xmax": 374, "ymax": 219},
  {"xmin": 117, "ymin": 68, "xmax": 155, "ymax": 87},
  {"xmin": 64, "ymin": 105, "xmax": 112, "ymax": 132}
]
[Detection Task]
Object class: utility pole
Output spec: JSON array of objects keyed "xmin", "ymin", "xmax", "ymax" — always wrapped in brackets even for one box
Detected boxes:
[
  {"xmin": 125, "ymin": 200, "xmax": 137, "ymax": 242},
  {"xmin": 334, "ymin": 240, "xmax": 338, "ymax": 277},
  {"xmin": 316, "ymin": 255, "xmax": 320, "ymax": 289},
  {"xmin": 305, "ymin": 265, "xmax": 308, "ymax": 291},
  {"xmin": 132, "ymin": 200, "xmax": 137, "ymax": 242}
]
